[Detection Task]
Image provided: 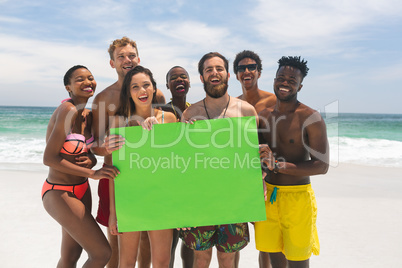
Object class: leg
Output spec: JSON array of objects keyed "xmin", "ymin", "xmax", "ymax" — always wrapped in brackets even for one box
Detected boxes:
[
  {"xmin": 217, "ymin": 251, "xmax": 236, "ymax": 268},
  {"xmin": 234, "ymin": 251, "xmax": 240, "ymax": 268},
  {"xmin": 259, "ymin": 251, "xmax": 272, "ymax": 268},
  {"xmin": 106, "ymin": 228, "xmax": 119, "ymax": 268},
  {"xmin": 58, "ymin": 227, "xmax": 83, "ymax": 267},
  {"xmin": 148, "ymin": 229, "xmax": 173, "ymax": 268},
  {"xmin": 138, "ymin": 231, "xmax": 151, "ymax": 268},
  {"xmin": 215, "ymin": 223, "xmax": 249, "ymax": 268},
  {"xmin": 169, "ymin": 229, "xmax": 180, "ymax": 268},
  {"xmin": 180, "ymin": 242, "xmax": 194, "ymax": 268},
  {"xmin": 43, "ymin": 190, "xmax": 111, "ymax": 268},
  {"xmin": 269, "ymin": 252, "xmax": 287, "ymax": 268},
  {"xmin": 288, "ymin": 259, "xmax": 309, "ymax": 268},
  {"xmin": 118, "ymin": 231, "xmax": 141, "ymax": 268},
  {"xmin": 193, "ymin": 248, "xmax": 213, "ymax": 268}
]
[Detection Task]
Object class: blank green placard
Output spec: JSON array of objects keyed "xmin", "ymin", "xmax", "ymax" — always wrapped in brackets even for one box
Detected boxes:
[{"xmin": 110, "ymin": 116, "xmax": 266, "ymax": 232}]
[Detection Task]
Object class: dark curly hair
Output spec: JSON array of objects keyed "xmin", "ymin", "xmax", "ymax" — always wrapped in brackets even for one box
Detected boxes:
[
  {"xmin": 233, "ymin": 50, "xmax": 262, "ymax": 75},
  {"xmin": 277, "ymin": 56, "xmax": 309, "ymax": 78}
]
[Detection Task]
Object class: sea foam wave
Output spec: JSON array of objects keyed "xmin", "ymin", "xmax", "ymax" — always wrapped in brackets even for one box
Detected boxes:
[
  {"xmin": 329, "ymin": 136, "xmax": 402, "ymax": 167},
  {"xmin": 0, "ymin": 136, "xmax": 401, "ymax": 171}
]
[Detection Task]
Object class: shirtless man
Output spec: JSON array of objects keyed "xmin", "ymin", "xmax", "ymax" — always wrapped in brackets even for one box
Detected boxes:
[
  {"xmin": 233, "ymin": 50, "xmax": 276, "ymax": 113},
  {"xmin": 91, "ymin": 36, "xmax": 165, "ymax": 268},
  {"xmin": 180, "ymin": 52, "xmax": 257, "ymax": 268},
  {"xmin": 257, "ymin": 56, "xmax": 329, "ymax": 268},
  {"xmin": 233, "ymin": 50, "xmax": 275, "ymax": 268}
]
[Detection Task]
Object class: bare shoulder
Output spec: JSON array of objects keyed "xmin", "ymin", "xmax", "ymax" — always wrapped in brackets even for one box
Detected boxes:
[
  {"xmin": 258, "ymin": 105, "xmax": 275, "ymax": 119},
  {"xmin": 58, "ymin": 101, "xmax": 78, "ymax": 116},
  {"xmin": 92, "ymin": 83, "xmax": 121, "ymax": 116},
  {"xmin": 259, "ymin": 90, "xmax": 276, "ymax": 106},
  {"xmin": 296, "ymin": 103, "xmax": 325, "ymax": 124},
  {"xmin": 51, "ymin": 102, "xmax": 78, "ymax": 132},
  {"xmin": 232, "ymin": 98, "xmax": 257, "ymax": 117},
  {"xmin": 93, "ymin": 83, "xmax": 120, "ymax": 104},
  {"xmin": 182, "ymin": 100, "xmax": 206, "ymax": 120},
  {"xmin": 260, "ymin": 90, "xmax": 275, "ymax": 98},
  {"xmin": 162, "ymin": 110, "xmax": 177, "ymax": 123}
]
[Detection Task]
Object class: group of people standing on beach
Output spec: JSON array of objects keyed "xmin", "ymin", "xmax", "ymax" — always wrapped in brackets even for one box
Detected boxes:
[{"xmin": 42, "ymin": 36, "xmax": 329, "ymax": 268}]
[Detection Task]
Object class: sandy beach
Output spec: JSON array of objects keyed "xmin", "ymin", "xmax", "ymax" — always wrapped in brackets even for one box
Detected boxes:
[{"xmin": 2, "ymin": 163, "xmax": 401, "ymax": 267}]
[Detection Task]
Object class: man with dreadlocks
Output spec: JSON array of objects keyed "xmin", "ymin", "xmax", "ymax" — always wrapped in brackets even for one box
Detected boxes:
[{"xmin": 256, "ymin": 56, "xmax": 329, "ymax": 268}]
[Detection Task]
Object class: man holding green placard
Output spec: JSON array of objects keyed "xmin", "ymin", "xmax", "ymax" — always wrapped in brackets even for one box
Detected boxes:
[
  {"xmin": 257, "ymin": 56, "xmax": 329, "ymax": 268},
  {"xmin": 180, "ymin": 52, "xmax": 258, "ymax": 268}
]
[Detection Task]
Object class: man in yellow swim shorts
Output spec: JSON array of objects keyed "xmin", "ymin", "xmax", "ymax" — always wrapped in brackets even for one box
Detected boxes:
[{"xmin": 257, "ymin": 56, "xmax": 329, "ymax": 267}]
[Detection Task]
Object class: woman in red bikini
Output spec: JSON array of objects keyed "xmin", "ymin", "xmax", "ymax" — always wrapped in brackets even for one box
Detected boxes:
[{"xmin": 42, "ymin": 65, "xmax": 122, "ymax": 267}]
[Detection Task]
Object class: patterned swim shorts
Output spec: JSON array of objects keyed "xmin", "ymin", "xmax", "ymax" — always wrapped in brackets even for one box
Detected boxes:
[{"xmin": 180, "ymin": 223, "xmax": 249, "ymax": 253}]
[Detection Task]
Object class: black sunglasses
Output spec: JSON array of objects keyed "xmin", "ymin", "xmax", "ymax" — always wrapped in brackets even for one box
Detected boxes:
[{"xmin": 237, "ymin": 64, "xmax": 257, "ymax": 73}]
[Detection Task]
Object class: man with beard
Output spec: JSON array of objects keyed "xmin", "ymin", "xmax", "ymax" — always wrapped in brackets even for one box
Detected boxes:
[
  {"xmin": 91, "ymin": 36, "xmax": 166, "ymax": 268},
  {"xmin": 257, "ymin": 56, "xmax": 329, "ymax": 268},
  {"xmin": 180, "ymin": 52, "xmax": 257, "ymax": 268}
]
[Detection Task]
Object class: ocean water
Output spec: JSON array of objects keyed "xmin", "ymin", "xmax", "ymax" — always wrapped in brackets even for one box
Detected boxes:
[{"xmin": 0, "ymin": 106, "xmax": 401, "ymax": 171}]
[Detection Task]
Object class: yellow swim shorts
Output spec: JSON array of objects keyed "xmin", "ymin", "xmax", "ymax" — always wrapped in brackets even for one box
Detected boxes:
[{"xmin": 255, "ymin": 183, "xmax": 319, "ymax": 261}]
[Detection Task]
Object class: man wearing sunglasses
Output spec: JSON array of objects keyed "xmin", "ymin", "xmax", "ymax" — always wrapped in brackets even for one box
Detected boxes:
[
  {"xmin": 234, "ymin": 50, "xmax": 275, "ymax": 268},
  {"xmin": 233, "ymin": 50, "xmax": 276, "ymax": 114}
]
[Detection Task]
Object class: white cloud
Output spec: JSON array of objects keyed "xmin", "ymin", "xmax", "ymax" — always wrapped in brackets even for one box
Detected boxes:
[
  {"xmin": 252, "ymin": 0, "xmax": 402, "ymax": 52},
  {"xmin": 148, "ymin": 21, "xmax": 230, "ymax": 47},
  {"xmin": 0, "ymin": 34, "xmax": 113, "ymax": 83},
  {"xmin": 0, "ymin": 34, "xmax": 116, "ymax": 106},
  {"xmin": 0, "ymin": 16, "xmax": 24, "ymax": 23},
  {"xmin": 368, "ymin": 62, "xmax": 402, "ymax": 81}
]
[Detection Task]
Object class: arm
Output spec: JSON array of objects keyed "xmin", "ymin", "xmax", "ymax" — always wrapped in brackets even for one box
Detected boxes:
[
  {"xmin": 75, "ymin": 152, "xmax": 97, "ymax": 168},
  {"xmin": 91, "ymin": 93, "xmax": 110, "ymax": 156},
  {"xmin": 107, "ymin": 116, "xmax": 125, "ymax": 235},
  {"xmin": 108, "ymin": 177, "xmax": 120, "ymax": 235},
  {"xmin": 181, "ymin": 105, "xmax": 198, "ymax": 124},
  {"xmin": 43, "ymin": 105, "xmax": 119, "ymax": 180},
  {"xmin": 91, "ymin": 94, "xmax": 125, "ymax": 156},
  {"xmin": 241, "ymin": 100, "xmax": 259, "ymax": 127},
  {"xmin": 275, "ymin": 112, "xmax": 329, "ymax": 176},
  {"xmin": 163, "ymin": 111, "xmax": 178, "ymax": 124}
]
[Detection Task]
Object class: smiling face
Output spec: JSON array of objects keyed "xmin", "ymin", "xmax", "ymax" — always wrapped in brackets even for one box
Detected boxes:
[
  {"xmin": 236, "ymin": 58, "xmax": 261, "ymax": 90},
  {"xmin": 201, "ymin": 57, "xmax": 230, "ymax": 98},
  {"xmin": 274, "ymin": 66, "xmax": 303, "ymax": 102},
  {"xmin": 129, "ymin": 72, "xmax": 155, "ymax": 106},
  {"xmin": 65, "ymin": 68, "xmax": 96, "ymax": 98},
  {"xmin": 110, "ymin": 44, "xmax": 140, "ymax": 80},
  {"xmin": 166, "ymin": 67, "xmax": 190, "ymax": 98}
]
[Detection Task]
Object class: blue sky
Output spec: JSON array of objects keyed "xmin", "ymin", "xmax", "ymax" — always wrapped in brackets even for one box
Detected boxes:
[{"xmin": 1, "ymin": 0, "xmax": 401, "ymax": 114}]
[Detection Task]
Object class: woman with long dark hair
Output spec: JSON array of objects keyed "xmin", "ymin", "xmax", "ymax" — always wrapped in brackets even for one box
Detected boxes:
[{"xmin": 108, "ymin": 66, "xmax": 176, "ymax": 268}]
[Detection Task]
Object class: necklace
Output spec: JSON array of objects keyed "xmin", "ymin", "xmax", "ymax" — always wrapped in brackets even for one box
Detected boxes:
[
  {"xmin": 170, "ymin": 101, "xmax": 191, "ymax": 119},
  {"xmin": 203, "ymin": 96, "xmax": 230, "ymax": 119}
]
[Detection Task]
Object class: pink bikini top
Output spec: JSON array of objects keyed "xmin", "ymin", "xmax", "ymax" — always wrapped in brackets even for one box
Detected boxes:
[
  {"xmin": 59, "ymin": 98, "xmax": 94, "ymax": 155},
  {"xmin": 60, "ymin": 133, "xmax": 94, "ymax": 155}
]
